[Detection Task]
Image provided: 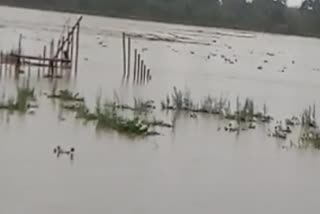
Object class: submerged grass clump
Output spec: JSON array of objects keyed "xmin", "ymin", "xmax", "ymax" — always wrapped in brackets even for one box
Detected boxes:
[
  {"xmin": 298, "ymin": 105, "xmax": 320, "ymax": 149},
  {"xmin": 95, "ymin": 101, "xmax": 151, "ymax": 135},
  {"xmin": 48, "ymin": 89, "xmax": 84, "ymax": 102},
  {"xmin": 161, "ymin": 87, "xmax": 272, "ymax": 124},
  {"xmin": 60, "ymin": 93, "xmax": 161, "ymax": 136},
  {"xmin": 0, "ymin": 85, "xmax": 35, "ymax": 113}
]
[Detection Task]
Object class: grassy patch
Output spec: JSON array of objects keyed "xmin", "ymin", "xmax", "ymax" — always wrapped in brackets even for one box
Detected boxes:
[{"xmin": 48, "ymin": 89, "xmax": 84, "ymax": 102}]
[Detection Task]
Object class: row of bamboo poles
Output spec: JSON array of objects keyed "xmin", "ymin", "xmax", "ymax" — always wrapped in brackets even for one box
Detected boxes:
[
  {"xmin": 0, "ymin": 16, "xmax": 82, "ymax": 79},
  {"xmin": 122, "ymin": 33, "xmax": 152, "ymax": 84}
]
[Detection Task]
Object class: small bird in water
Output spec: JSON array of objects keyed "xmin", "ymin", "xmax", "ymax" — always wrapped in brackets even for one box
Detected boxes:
[{"xmin": 54, "ymin": 146, "xmax": 75, "ymax": 155}]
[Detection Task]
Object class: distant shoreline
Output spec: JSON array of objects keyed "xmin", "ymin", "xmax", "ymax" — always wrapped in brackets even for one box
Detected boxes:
[{"xmin": 0, "ymin": 3, "xmax": 319, "ymax": 39}]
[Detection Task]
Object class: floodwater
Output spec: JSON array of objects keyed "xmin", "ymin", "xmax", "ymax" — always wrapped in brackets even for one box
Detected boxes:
[{"xmin": 1, "ymin": 5, "xmax": 320, "ymax": 214}]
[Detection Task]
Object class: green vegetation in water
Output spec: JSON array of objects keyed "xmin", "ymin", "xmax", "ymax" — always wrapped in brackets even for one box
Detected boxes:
[
  {"xmin": 142, "ymin": 117, "xmax": 173, "ymax": 128},
  {"xmin": 162, "ymin": 87, "xmax": 272, "ymax": 124},
  {"xmin": 48, "ymin": 89, "xmax": 84, "ymax": 102},
  {"xmin": 0, "ymin": 86, "xmax": 35, "ymax": 113},
  {"xmin": 59, "ymin": 93, "xmax": 161, "ymax": 136},
  {"xmin": 102, "ymin": 97, "xmax": 156, "ymax": 114},
  {"xmin": 298, "ymin": 105, "xmax": 320, "ymax": 149},
  {"xmin": 95, "ymin": 101, "xmax": 151, "ymax": 136}
]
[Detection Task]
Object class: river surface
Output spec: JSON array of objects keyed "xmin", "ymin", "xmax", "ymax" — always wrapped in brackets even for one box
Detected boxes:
[{"xmin": 1, "ymin": 6, "xmax": 320, "ymax": 214}]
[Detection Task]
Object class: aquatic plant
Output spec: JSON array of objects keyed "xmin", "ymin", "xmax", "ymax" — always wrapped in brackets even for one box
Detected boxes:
[
  {"xmin": 200, "ymin": 95, "xmax": 214, "ymax": 113},
  {"xmin": 171, "ymin": 87, "xmax": 183, "ymax": 109},
  {"xmin": 133, "ymin": 98, "xmax": 155, "ymax": 113},
  {"xmin": 0, "ymin": 85, "xmax": 35, "ymax": 113},
  {"xmin": 95, "ymin": 102, "xmax": 150, "ymax": 135},
  {"xmin": 142, "ymin": 117, "xmax": 173, "ymax": 128},
  {"xmin": 48, "ymin": 89, "xmax": 84, "ymax": 102},
  {"xmin": 301, "ymin": 105, "xmax": 317, "ymax": 128}
]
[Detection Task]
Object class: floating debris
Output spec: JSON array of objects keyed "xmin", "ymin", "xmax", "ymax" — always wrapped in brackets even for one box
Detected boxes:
[{"xmin": 266, "ymin": 52, "xmax": 275, "ymax": 57}]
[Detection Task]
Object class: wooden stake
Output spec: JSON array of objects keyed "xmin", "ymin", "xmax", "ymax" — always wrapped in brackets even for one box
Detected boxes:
[
  {"xmin": 60, "ymin": 36, "xmax": 65, "ymax": 76},
  {"xmin": 8, "ymin": 55, "xmax": 12, "ymax": 75},
  {"xmin": 133, "ymin": 49, "xmax": 137, "ymax": 82},
  {"xmin": 9, "ymin": 63, "xmax": 12, "ymax": 78},
  {"xmin": 147, "ymin": 69, "xmax": 150, "ymax": 82},
  {"xmin": 43, "ymin": 45, "xmax": 47, "ymax": 73},
  {"xmin": 0, "ymin": 51, "xmax": 2, "ymax": 74},
  {"xmin": 75, "ymin": 23, "xmax": 80, "ymax": 75},
  {"xmin": 28, "ymin": 62, "xmax": 31, "ymax": 77},
  {"xmin": 143, "ymin": 65, "xmax": 146, "ymax": 83},
  {"xmin": 122, "ymin": 32, "xmax": 126, "ymax": 77},
  {"xmin": 49, "ymin": 39, "xmax": 55, "ymax": 77},
  {"xmin": 127, "ymin": 36, "xmax": 131, "ymax": 80},
  {"xmin": 137, "ymin": 54, "xmax": 141, "ymax": 84},
  {"xmin": 4, "ymin": 54, "xmax": 7, "ymax": 75},
  {"xmin": 37, "ymin": 64, "xmax": 40, "ymax": 79},
  {"xmin": 70, "ymin": 33, "xmax": 74, "ymax": 70},
  {"xmin": 18, "ymin": 34, "xmax": 22, "ymax": 55},
  {"xmin": 56, "ymin": 39, "xmax": 61, "ymax": 77},
  {"xmin": 140, "ymin": 60, "xmax": 144, "ymax": 83}
]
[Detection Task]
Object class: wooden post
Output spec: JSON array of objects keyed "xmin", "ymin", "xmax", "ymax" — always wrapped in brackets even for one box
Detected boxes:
[
  {"xmin": 8, "ymin": 55, "xmax": 12, "ymax": 75},
  {"xmin": 17, "ymin": 34, "xmax": 22, "ymax": 76},
  {"xmin": 4, "ymin": 54, "xmax": 7, "ymax": 75},
  {"xmin": 0, "ymin": 52, "xmax": 1, "ymax": 77},
  {"xmin": 66, "ymin": 35, "xmax": 70, "ymax": 60},
  {"xmin": 50, "ymin": 39, "xmax": 55, "ymax": 58},
  {"xmin": 28, "ymin": 62, "xmax": 31, "ymax": 77},
  {"xmin": 133, "ymin": 49, "xmax": 137, "ymax": 82},
  {"xmin": 43, "ymin": 45, "xmax": 47, "ymax": 73},
  {"xmin": 122, "ymin": 32, "xmax": 126, "ymax": 77},
  {"xmin": 56, "ymin": 39, "xmax": 61, "ymax": 77},
  {"xmin": 70, "ymin": 33, "xmax": 74, "ymax": 70},
  {"xmin": 137, "ymin": 54, "xmax": 141, "ymax": 84},
  {"xmin": 18, "ymin": 34, "xmax": 22, "ymax": 55},
  {"xmin": 0, "ymin": 51, "xmax": 2, "ymax": 74},
  {"xmin": 143, "ymin": 65, "xmax": 146, "ymax": 83},
  {"xmin": 75, "ymin": 23, "xmax": 80, "ymax": 75},
  {"xmin": 147, "ymin": 69, "xmax": 150, "ymax": 82},
  {"xmin": 60, "ymin": 36, "xmax": 65, "ymax": 76},
  {"xmin": 127, "ymin": 36, "xmax": 131, "ymax": 80},
  {"xmin": 49, "ymin": 39, "xmax": 55, "ymax": 77},
  {"xmin": 140, "ymin": 60, "xmax": 144, "ymax": 83},
  {"xmin": 37, "ymin": 63, "xmax": 40, "ymax": 79}
]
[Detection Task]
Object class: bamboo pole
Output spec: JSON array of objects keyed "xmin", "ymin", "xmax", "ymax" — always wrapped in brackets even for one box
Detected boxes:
[
  {"xmin": 56, "ymin": 39, "xmax": 61, "ymax": 77},
  {"xmin": 127, "ymin": 36, "xmax": 131, "ymax": 80},
  {"xmin": 75, "ymin": 23, "xmax": 80, "ymax": 75},
  {"xmin": 0, "ymin": 51, "xmax": 2, "ymax": 74},
  {"xmin": 66, "ymin": 34, "xmax": 70, "ymax": 59},
  {"xmin": 143, "ymin": 65, "xmax": 146, "ymax": 83},
  {"xmin": 54, "ymin": 16, "xmax": 82, "ymax": 59},
  {"xmin": 4, "ymin": 54, "xmax": 7, "ymax": 76},
  {"xmin": 8, "ymin": 55, "xmax": 12, "ymax": 75},
  {"xmin": 16, "ymin": 34, "xmax": 22, "ymax": 77},
  {"xmin": 49, "ymin": 39, "xmax": 55, "ymax": 77},
  {"xmin": 122, "ymin": 32, "xmax": 126, "ymax": 77},
  {"xmin": 37, "ymin": 63, "xmax": 40, "ymax": 79},
  {"xmin": 60, "ymin": 36, "xmax": 65, "ymax": 76},
  {"xmin": 18, "ymin": 34, "xmax": 22, "ymax": 55},
  {"xmin": 133, "ymin": 49, "xmax": 137, "ymax": 82},
  {"xmin": 137, "ymin": 54, "xmax": 141, "ymax": 84},
  {"xmin": 147, "ymin": 68, "xmax": 150, "ymax": 82},
  {"xmin": 70, "ymin": 33, "xmax": 74, "ymax": 70},
  {"xmin": 28, "ymin": 62, "xmax": 31, "ymax": 77},
  {"xmin": 43, "ymin": 46, "xmax": 47, "ymax": 73},
  {"xmin": 140, "ymin": 60, "xmax": 144, "ymax": 83}
]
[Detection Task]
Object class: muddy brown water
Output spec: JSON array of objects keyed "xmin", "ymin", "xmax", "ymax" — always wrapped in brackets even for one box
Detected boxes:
[{"xmin": 1, "ymin": 6, "xmax": 320, "ymax": 214}]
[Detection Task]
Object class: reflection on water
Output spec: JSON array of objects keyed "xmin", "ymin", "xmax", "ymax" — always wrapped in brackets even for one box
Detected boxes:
[{"xmin": 0, "ymin": 5, "xmax": 320, "ymax": 214}]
